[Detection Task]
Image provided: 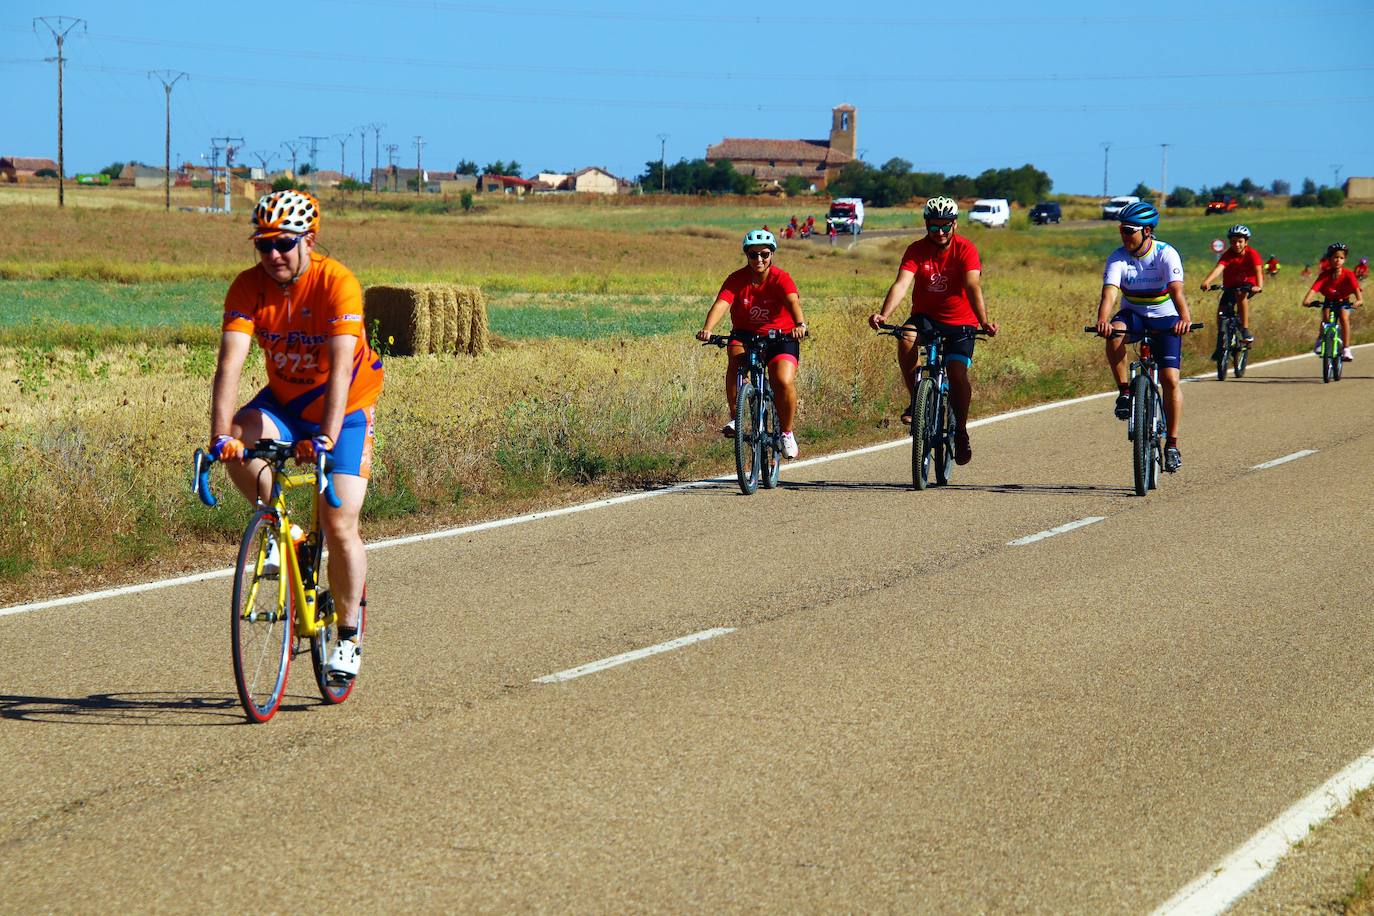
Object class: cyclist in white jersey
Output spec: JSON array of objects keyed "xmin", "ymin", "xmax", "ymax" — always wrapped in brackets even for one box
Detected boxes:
[{"xmin": 1093, "ymin": 201, "xmax": 1194, "ymax": 472}]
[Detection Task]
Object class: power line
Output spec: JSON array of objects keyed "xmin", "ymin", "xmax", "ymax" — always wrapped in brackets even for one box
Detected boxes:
[
  {"xmin": 281, "ymin": 140, "xmax": 303, "ymax": 179},
  {"xmin": 300, "ymin": 135, "xmax": 328, "ymax": 192},
  {"xmin": 148, "ymin": 70, "xmax": 187, "ymax": 211},
  {"xmin": 33, "ymin": 15, "xmax": 85, "ymax": 207},
  {"xmin": 365, "ymin": 123, "xmax": 385, "ymax": 192}
]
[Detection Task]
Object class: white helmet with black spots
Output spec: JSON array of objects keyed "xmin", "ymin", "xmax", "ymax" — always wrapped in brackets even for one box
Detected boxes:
[
  {"xmin": 923, "ymin": 196, "xmax": 959, "ymax": 220},
  {"xmin": 1227, "ymin": 224, "xmax": 1251, "ymax": 239},
  {"xmin": 251, "ymin": 189, "xmax": 320, "ymax": 238}
]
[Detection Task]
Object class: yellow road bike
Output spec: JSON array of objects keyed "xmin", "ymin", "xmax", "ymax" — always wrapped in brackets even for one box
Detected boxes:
[{"xmin": 193, "ymin": 440, "xmax": 364, "ymax": 724}]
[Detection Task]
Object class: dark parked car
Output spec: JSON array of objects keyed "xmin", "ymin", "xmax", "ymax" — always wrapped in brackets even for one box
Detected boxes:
[{"xmin": 1029, "ymin": 201, "xmax": 1062, "ymax": 225}]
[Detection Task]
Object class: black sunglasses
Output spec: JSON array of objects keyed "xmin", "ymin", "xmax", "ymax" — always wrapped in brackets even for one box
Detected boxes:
[
  {"xmin": 926, "ymin": 222, "xmax": 955, "ymax": 234},
  {"xmin": 255, "ymin": 235, "xmax": 301, "ymax": 254},
  {"xmin": 746, "ymin": 250, "xmax": 773, "ymax": 260}
]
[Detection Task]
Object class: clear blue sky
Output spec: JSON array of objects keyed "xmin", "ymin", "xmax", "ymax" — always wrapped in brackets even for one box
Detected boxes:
[{"xmin": 5, "ymin": 1, "xmax": 1371, "ymax": 195}]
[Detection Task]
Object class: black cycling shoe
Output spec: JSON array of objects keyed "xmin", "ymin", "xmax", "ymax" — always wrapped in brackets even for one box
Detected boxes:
[
  {"xmin": 1113, "ymin": 392, "xmax": 1130, "ymax": 420},
  {"xmin": 1164, "ymin": 446, "xmax": 1182, "ymax": 473}
]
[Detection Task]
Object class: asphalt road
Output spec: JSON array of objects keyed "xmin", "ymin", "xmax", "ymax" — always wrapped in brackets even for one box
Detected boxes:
[{"xmin": 3, "ymin": 351, "xmax": 1372, "ymax": 911}]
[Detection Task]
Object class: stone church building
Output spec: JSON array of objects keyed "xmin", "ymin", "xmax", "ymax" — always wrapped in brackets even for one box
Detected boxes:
[{"xmin": 706, "ymin": 105, "xmax": 857, "ymax": 191}]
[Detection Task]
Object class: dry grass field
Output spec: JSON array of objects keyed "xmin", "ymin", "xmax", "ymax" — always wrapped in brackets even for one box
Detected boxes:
[{"xmin": 0, "ymin": 184, "xmax": 1367, "ymax": 601}]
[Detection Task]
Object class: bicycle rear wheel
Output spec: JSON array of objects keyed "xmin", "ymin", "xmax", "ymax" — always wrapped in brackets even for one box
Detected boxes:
[
  {"xmin": 910, "ymin": 378, "xmax": 936, "ymax": 491},
  {"xmin": 1130, "ymin": 375, "xmax": 1151, "ymax": 496},
  {"xmin": 933, "ymin": 396, "xmax": 956, "ymax": 486},
  {"xmin": 1334, "ymin": 343, "xmax": 1344, "ymax": 381},
  {"xmin": 759, "ymin": 392, "xmax": 782, "ymax": 490},
  {"xmin": 1148, "ymin": 390, "xmax": 1162, "ymax": 490},
  {"xmin": 734, "ymin": 381, "xmax": 760, "ymax": 494},
  {"xmin": 231, "ymin": 511, "xmax": 293, "ymax": 724}
]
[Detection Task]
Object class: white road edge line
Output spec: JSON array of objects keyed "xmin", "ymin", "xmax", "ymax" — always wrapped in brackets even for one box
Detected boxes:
[
  {"xmin": 1007, "ymin": 516, "xmax": 1105, "ymax": 546},
  {"xmin": 3, "ymin": 344, "xmax": 1363, "ymax": 619},
  {"xmin": 533, "ymin": 628, "xmax": 736, "ymax": 684},
  {"xmin": 1251, "ymin": 449, "xmax": 1317, "ymax": 471},
  {"xmin": 1152, "ymin": 749, "xmax": 1374, "ymax": 916}
]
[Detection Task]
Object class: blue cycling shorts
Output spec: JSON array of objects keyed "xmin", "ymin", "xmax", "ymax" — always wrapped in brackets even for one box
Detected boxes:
[
  {"xmin": 243, "ymin": 388, "xmax": 375, "ymax": 478},
  {"xmin": 1112, "ymin": 310, "xmax": 1182, "ymax": 370}
]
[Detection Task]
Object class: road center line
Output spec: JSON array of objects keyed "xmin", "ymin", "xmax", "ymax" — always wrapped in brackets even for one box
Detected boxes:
[
  {"xmin": 1007, "ymin": 516, "xmax": 1105, "ymax": 546},
  {"xmin": 1153, "ymin": 748, "xmax": 1374, "ymax": 915},
  {"xmin": 2, "ymin": 344, "xmax": 1364, "ymax": 619},
  {"xmin": 533, "ymin": 628, "xmax": 736, "ymax": 684},
  {"xmin": 1251, "ymin": 449, "xmax": 1317, "ymax": 471}
]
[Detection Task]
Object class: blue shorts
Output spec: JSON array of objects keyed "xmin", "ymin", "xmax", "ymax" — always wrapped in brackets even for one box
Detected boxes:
[
  {"xmin": 907, "ymin": 316, "xmax": 977, "ymax": 367},
  {"xmin": 243, "ymin": 388, "xmax": 376, "ymax": 478},
  {"xmin": 1112, "ymin": 310, "xmax": 1182, "ymax": 370}
]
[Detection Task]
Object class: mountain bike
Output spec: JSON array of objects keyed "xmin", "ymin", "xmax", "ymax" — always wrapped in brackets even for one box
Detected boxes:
[
  {"xmin": 193, "ymin": 440, "xmax": 364, "ymax": 724},
  {"xmin": 878, "ymin": 321, "xmax": 990, "ymax": 491},
  {"xmin": 1306, "ymin": 299, "xmax": 1357, "ymax": 383},
  {"xmin": 1086, "ymin": 322, "xmax": 1203, "ymax": 496},
  {"xmin": 1207, "ymin": 284, "xmax": 1260, "ymax": 380},
  {"xmin": 704, "ymin": 331, "xmax": 790, "ymax": 495}
]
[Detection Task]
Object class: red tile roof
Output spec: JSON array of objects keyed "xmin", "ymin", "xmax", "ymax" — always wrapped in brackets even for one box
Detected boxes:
[
  {"xmin": 706, "ymin": 138, "xmax": 852, "ymax": 165},
  {"xmin": 2, "ymin": 157, "xmax": 60, "ymax": 171}
]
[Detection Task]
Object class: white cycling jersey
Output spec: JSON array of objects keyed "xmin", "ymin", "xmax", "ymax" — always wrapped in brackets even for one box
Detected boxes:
[{"xmin": 1103, "ymin": 239, "xmax": 1184, "ymax": 318}]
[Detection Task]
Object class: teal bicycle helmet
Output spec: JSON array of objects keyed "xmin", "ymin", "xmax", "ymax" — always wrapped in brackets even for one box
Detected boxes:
[
  {"xmin": 742, "ymin": 228, "xmax": 777, "ymax": 252},
  {"xmin": 1117, "ymin": 201, "xmax": 1159, "ymax": 228}
]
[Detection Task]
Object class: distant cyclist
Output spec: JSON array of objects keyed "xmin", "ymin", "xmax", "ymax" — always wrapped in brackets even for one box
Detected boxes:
[
  {"xmin": 1093, "ymin": 200, "xmax": 1194, "ymax": 473},
  {"xmin": 697, "ymin": 229, "xmax": 808, "ymax": 458},
  {"xmin": 1356, "ymin": 256, "xmax": 1369, "ymax": 283},
  {"xmin": 1265, "ymin": 256, "xmax": 1281, "ymax": 278},
  {"xmin": 1199, "ymin": 224, "xmax": 1263, "ymax": 345},
  {"xmin": 1302, "ymin": 242, "xmax": 1365, "ymax": 361},
  {"xmin": 867, "ymin": 196, "xmax": 998, "ymax": 466},
  {"xmin": 209, "ymin": 190, "xmax": 383, "ymax": 682}
]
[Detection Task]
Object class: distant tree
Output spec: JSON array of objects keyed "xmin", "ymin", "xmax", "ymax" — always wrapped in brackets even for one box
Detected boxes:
[
  {"xmin": 781, "ymin": 176, "xmax": 811, "ymax": 197},
  {"xmin": 483, "ymin": 160, "xmax": 521, "ymax": 176},
  {"xmin": 506, "ymin": 160, "xmax": 522, "ymax": 177},
  {"xmin": 1317, "ymin": 187, "xmax": 1345, "ymax": 208},
  {"xmin": 1130, "ymin": 181, "xmax": 1156, "ymax": 203},
  {"xmin": 1238, "ymin": 177, "xmax": 1259, "ymax": 195},
  {"xmin": 99, "ymin": 161, "xmax": 125, "ymax": 179},
  {"xmin": 35, "ymin": 168, "xmax": 58, "ymax": 178},
  {"xmin": 880, "ymin": 157, "xmax": 912, "ymax": 176},
  {"xmin": 299, "ymin": 163, "xmax": 312, "ymax": 175},
  {"xmin": 460, "ymin": 190, "xmax": 474, "ymax": 211},
  {"xmin": 1270, "ymin": 179, "xmax": 1291, "ymax": 196},
  {"xmin": 338, "ymin": 177, "xmax": 366, "ymax": 191},
  {"xmin": 270, "ymin": 176, "xmax": 297, "ymax": 192},
  {"xmin": 455, "ymin": 159, "xmax": 479, "ymax": 175},
  {"xmin": 1166, "ymin": 186, "xmax": 1196, "ymax": 207},
  {"xmin": 1289, "ymin": 193, "xmax": 1319, "ymax": 208},
  {"xmin": 944, "ymin": 174, "xmax": 978, "ymax": 199},
  {"xmin": 1301, "ymin": 177, "xmax": 1318, "ymax": 196}
]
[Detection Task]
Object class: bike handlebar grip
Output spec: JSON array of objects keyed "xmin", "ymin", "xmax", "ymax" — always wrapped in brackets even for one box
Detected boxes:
[
  {"xmin": 317, "ymin": 452, "xmax": 342, "ymax": 509},
  {"xmin": 1189, "ymin": 322, "xmax": 1205, "ymax": 330},
  {"xmin": 193, "ymin": 449, "xmax": 218, "ymax": 508}
]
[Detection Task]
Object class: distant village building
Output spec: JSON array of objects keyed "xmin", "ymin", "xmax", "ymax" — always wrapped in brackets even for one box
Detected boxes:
[
  {"xmin": 478, "ymin": 173, "xmax": 535, "ymax": 195},
  {"xmin": 118, "ymin": 163, "xmax": 170, "ymax": 190},
  {"xmin": 1344, "ymin": 177, "xmax": 1374, "ymax": 201},
  {"xmin": 706, "ymin": 104, "xmax": 858, "ymax": 191},
  {"xmin": 1, "ymin": 156, "xmax": 60, "ymax": 182},
  {"xmin": 533, "ymin": 166, "xmax": 628, "ymax": 195}
]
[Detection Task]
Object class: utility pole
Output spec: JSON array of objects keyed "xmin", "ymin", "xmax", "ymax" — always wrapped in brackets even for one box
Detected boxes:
[
  {"xmin": 207, "ymin": 141, "xmax": 222, "ymax": 209},
  {"xmin": 333, "ymin": 131, "xmax": 351, "ymax": 181},
  {"xmin": 214, "ymin": 136, "xmax": 244, "ymax": 212},
  {"xmin": 300, "ymin": 135, "xmax": 327, "ymax": 192},
  {"xmin": 366, "ymin": 123, "xmax": 385, "ymax": 192},
  {"xmin": 250, "ymin": 150, "xmax": 277, "ymax": 176},
  {"xmin": 149, "ymin": 70, "xmax": 188, "ymax": 211},
  {"xmin": 1160, "ymin": 143, "xmax": 1169, "ymax": 207},
  {"xmin": 34, "ymin": 16, "xmax": 85, "ymax": 208},
  {"xmin": 281, "ymin": 140, "xmax": 303, "ymax": 182},
  {"xmin": 656, "ymin": 133, "xmax": 668, "ymax": 192},
  {"xmin": 1332, "ymin": 164, "xmax": 1343, "ymax": 188},
  {"xmin": 1101, "ymin": 141, "xmax": 1112, "ymax": 197},
  {"xmin": 412, "ymin": 136, "xmax": 425, "ymax": 196},
  {"xmin": 355, "ymin": 125, "xmax": 367, "ymax": 188},
  {"xmin": 385, "ymin": 143, "xmax": 399, "ymax": 191}
]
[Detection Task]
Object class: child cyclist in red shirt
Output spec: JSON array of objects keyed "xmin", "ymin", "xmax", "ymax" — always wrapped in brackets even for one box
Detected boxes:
[
  {"xmin": 867, "ymin": 196, "xmax": 998, "ymax": 466},
  {"xmin": 1303, "ymin": 242, "xmax": 1365, "ymax": 361},
  {"xmin": 697, "ymin": 229, "xmax": 809, "ymax": 458},
  {"xmin": 1199, "ymin": 223, "xmax": 1263, "ymax": 345}
]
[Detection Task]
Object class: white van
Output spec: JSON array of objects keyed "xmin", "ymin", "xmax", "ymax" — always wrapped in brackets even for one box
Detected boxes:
[
  {"xmin": 968, "ymin": 198, "xmax": 1010, "ymax": 228},
  {"xmin": 826, "ymin": 197, "xmax": 865, "ymax": 234}
]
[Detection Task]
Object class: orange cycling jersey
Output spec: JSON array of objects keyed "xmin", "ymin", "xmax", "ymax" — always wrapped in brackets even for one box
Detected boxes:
[{"xmin": 222, "ymin": 254, "xmax": 384, "ymax": 423}]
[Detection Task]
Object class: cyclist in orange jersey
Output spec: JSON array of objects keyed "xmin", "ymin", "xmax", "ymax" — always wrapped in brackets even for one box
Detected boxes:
[{"xmin": 208, "ymin": 190, "xmax": 383, "ymax": 683}]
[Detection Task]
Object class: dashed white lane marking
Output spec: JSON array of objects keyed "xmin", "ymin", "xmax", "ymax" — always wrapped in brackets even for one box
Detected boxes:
[
  {"xmin": 533, "ymin": 628, "xmax": 736, "ymax": 684},
  {"xmin": 1152, "ymin": 749, "xmax": 1374, "ymax": 916},
  {"xmin": 1251, "ymin": 449, "xmax": 1317, "ymax": 471},
  {"xmin": 1007, "ymin": 516, "xmax": 1106, "ymax": 546},
  {"xmin": 1, "ymin": 344, "xmax": 1363, "ymax": 619}
]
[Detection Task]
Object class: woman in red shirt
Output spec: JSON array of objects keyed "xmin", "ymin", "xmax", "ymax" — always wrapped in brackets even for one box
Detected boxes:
[
  {"xmin": 697, "ymin": 229, "xmax": 809, "ymax": 458},
  {"xmin": 1302, "ymin": 243, "xmax": 1364, "ymax": 361}
]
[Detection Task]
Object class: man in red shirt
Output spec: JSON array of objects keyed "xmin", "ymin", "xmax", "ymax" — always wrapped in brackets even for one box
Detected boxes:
[
  {"xmin": 867, "ymin": 197, "xmax": 998, "ymax": 465},
  {"xmin": 1199, "ymin": 224, "xmax": 1263, "ymax": 344},
  {"xmin": 1302, "ymin": 242, "xmax": 1365, "ymax": 361},
  {"xmin": 697, "ymin": 229, "xmax": 809, "ymax": 458}
]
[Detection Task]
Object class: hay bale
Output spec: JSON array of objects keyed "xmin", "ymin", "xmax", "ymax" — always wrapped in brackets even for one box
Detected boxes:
[
  {"xmin": 363, "ymin": 286, "xmax": 429, "ymax": 356},
  {"xmin": 427, "ymin": 285, "xmax": 459, "ymax": 353},
  {"xmin": 460, "ymin": 286, "xmax": 489, "ymax": 355}
]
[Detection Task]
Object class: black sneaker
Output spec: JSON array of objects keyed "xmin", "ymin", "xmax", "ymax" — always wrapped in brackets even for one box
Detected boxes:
[
  {"xmin": 1164, "ymin": 446, "xmax": 1182, "ymax": 473},
  {"xmin": 1114, "ymin": 392, "xmax": 1130, "ymax": 420},
  {"xmin": 1241, "ymin": 328, "xmax": 1254, "ymax": 344}
]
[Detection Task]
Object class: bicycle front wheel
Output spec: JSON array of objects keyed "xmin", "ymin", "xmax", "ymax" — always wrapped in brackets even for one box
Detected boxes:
[
  {"xmin": 759, "ymin": 392, "xmax": 782, "ymax": 490},
  {"xmin": 910, "ymin": 378, "xmax": 936, "ymax": 491},
  {"xmin": 1234, "ymin": 340, "xmax": 1248, "ymax": 378},
  {"xmin": 1130, "ymin": 375, "xmax": 1151, "ymax": 497},
  {"xmin": 1215, "ymin": 326, "xmax": 1229, "ymax": 381},
  {"xmin": 734, "ymin": 380, "xmax": 760, "ymax": 495},
  {"xmin": 231, "ymin": 510, "xmax": 293, "ymax": 724}
]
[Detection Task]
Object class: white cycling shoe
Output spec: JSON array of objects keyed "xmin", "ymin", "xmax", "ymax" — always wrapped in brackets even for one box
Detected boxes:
[
  {"xmin": 327, "ymin": 639, "xmax": 362, "ymax": 682},
  {"xmin": 259, "ymin": 535, "xmax": 281, "ymax": 579},
  {"xmin": 1342, "ymin": 347, "xmax": 1354, "ymax": 362},
  {"xmin": 780, "ymin": 431, "xmax": 800, "ymax": 459}
]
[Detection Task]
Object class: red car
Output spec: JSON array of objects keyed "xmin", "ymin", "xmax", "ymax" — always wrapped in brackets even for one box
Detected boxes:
[{"xmin": 1205, "ymin": 196, "xmax": 1239, "ymax": 214}]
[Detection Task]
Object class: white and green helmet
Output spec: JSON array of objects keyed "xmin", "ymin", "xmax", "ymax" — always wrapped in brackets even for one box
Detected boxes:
[
  {"xmin": 742, "ymin": 228, "xmax": 777, "ymax": 251},
  {"xmin": 923, "ymin": 196, "xmax": 959, "ymax": 220}
]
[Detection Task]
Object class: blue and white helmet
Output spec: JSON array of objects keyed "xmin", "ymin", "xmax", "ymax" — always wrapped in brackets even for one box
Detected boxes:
[
  {"xmin": 1227, "ymin": 224, "xmax": 1251, "ymax": 238},
  {"xmin": 742, "ymin": 229, "xmax": 777, "ymax": 252},
  {"xmin": 1117, "ymin": 201, "xmax": 1160, "ymax": 228}
]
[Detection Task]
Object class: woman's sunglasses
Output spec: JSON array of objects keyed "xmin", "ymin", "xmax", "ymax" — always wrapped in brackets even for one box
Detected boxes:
[
  {"xmin": 254, "ymin": 235, "xmax": 301, "ymax": 254},
  {"xmin": 746, "ymin": 250, "xmax": 773, "ymax": 260}
]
